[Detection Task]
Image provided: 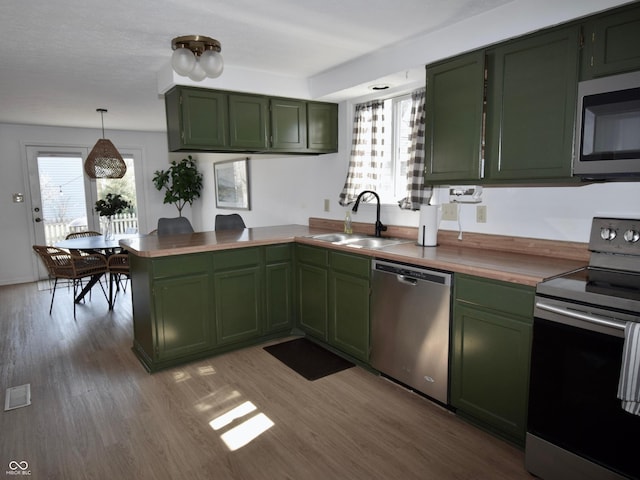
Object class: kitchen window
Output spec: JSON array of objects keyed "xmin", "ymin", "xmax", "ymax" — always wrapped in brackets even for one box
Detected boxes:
[{"xmin": 339, "ymin": 88, "xmax": 427, "ymax": 209}]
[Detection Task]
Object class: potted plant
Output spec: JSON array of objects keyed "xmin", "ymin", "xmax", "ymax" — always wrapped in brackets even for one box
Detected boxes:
[
  {"xmin": 152, "ymin": 155, "xmax": 203, "ymax": 217},
  {"xmin": 95, "ymin": 193, "xmax": 132, "ymax": 239}
]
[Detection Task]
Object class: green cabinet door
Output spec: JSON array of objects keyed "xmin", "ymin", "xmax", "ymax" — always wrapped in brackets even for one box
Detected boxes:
[
  {"xmin": 581, "ymin": 3, "xmax": 640, "ymax": 80},
  {"xmin": 165, "ymin": 86, "xmax": 228, "ymax": 151},
  {"xmin": 296, "ymin": 245, "xmax": 329, "ymax": 340},
  {"xmin": 265, "ymin": 244, "xmax": 293, "ymax": 334},
  {"xmin": 228, "ymin": 93, "xmax": 269, "ymax": 150},
  {"xmin": 307, "ymin": 102, "xmax": 338, "ymax": 152},
  {"xmin": 213, "ymin": 248, "xmax": 263, "ymax": 346},
  {"xmin": 451, "ymin": 274, "xmax": 534, "ymax": 445},
  {"xmin": 271, "ymin": 99, "xmax": 307, "ymax": 151},
  {"xmin": 154, "ymin": 272, "xmax": 213, "ymax": 360},
  {"xmin": 485, "ymin": 26, "xmax": 579, "ymax": 181},
  {"xmin": 329, "ymin": 251, "xmax": 370, "ymax": 362},
  {"xmin": 424, "ymin": 50, "xmax": 485, "ymax": 183}
]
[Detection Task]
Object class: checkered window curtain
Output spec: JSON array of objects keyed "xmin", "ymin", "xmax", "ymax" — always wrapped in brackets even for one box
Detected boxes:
[
  {"xmin": 398, "ymin": 88, "xmax": 431, "ymax": 210},
  {"xmin": 338, "ymin": 100, "xmax": 385, "ymax": 206}
]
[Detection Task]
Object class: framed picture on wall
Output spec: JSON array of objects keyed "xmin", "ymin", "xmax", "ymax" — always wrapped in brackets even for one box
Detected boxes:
[{"xmin": 214, "ymin": 158, "xmax": 251, "ymax": 210}]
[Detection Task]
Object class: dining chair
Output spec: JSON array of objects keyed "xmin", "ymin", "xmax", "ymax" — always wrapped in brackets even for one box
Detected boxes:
[
  {"xmin": 65, "ymin": 230, "xmax": 102, "ymax": 255},
  {"xmin": 215, "ymin": 213, "xmax": 246, "ymax": 231},
  {"xmin": 65, "ymin": 231, "xmax": 101, "ymax": 239},
  {"xmin": 32, "ymin": 245, "xmax": 108, "ymax": 318},
  {"xmin": 157, "ymin": 217, "xmax": 194, "ymax": 236},
  {"xmin": 107, "ymin": 253, "xmax": 130, "ymax": 309}
]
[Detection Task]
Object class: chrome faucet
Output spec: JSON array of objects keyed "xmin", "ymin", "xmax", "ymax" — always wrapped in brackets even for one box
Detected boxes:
[{"xmin": 352, "ymin": 190, "xmax": 387, "ymax": 238}]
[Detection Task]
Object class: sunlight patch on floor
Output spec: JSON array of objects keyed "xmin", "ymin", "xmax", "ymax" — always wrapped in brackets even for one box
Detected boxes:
[
  {"xmin": 209, "ymin": 401, "xmax": 257, "ymax": 430},
  {"xmin": 208, "ymin": 399, "xmax": 275, "ymax": 451},
  {"xmin": 220, "ymin": 413, "xmax": 274, "ymax": 451}
]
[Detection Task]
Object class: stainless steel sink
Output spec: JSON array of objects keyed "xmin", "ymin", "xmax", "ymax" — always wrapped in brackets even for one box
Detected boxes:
[
  {"xmin": 310, "ymin": 233, "xmax": 365, "ymax": 243},
  {"xmin": 310, "ymin": 232, "xmax": 411, "ymax": 250},
  {"xmin": 343, "ymin": 237, "xmax": 411, "ymax": 249}
]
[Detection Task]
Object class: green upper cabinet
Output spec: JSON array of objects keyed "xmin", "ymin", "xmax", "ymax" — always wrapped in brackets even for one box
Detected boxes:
[
  {"xmin": 270, "ymin": 98, "xmax": 307, "ymax": 151},
  {"xmin": 307, "ymin": 102, "xmax": 339, "ymax": 153},
  {"xmin": 165, "ymin": 87, "xmax": 228, "ymax": 151},
  {"xmin": 580, "ymin": 3, "xmax": 640, "ymax": 80},
  {"xmin": 425, "ymin": 50, "xmax": 485, "ymax": 183},
  {"xmin": 425, "ymin": 25, "xmax": 579, "ymax": 184},
  {"xmin": 165, "ymin": 86, "xmax": 337, "ymax": 154},
  {"xmin": 485, "ymin": 26, "xmax": 580, "ymax": 181},
  {"xmin": 228, "ymin": 93, "xmax": 269, "ymax": 150}
]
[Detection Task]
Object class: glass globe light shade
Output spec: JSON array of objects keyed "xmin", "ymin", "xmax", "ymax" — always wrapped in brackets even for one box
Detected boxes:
[
  {"xmin": 171, "ymin": 47, "xmax": 196, "ymax": 76},
  {"xmin": 188, "ymin": 59, "xmax": 207, "ymax": 81},
  {"xmin": 200, "ymin": 50, "xmax": 224, "ymax": 78}
]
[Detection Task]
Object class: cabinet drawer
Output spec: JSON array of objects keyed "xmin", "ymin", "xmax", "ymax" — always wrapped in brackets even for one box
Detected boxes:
[
  {"xmin": 297, "ymin": 245, "xmax": 329, "ymax": 267},
  {"xmin": 265, "ymin": 244, "xmax": 292, "ymax": 263},
  {"xmin": 330, "ymin": 251, "xmax": 370, "ymax": 278},
  {"xmin": 212, "ymin": 247, "xmax": 261, "ymax": 271},
  {"xmin": 455, "ymin": 274, "xmax": 534, "ymax": 319},
  {"xmin": 152, "ymin": 253, "xmax": 211, "ymax": 279}
]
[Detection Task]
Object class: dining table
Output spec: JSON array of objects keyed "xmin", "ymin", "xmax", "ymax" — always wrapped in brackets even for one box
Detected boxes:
[{"xmin": 55, "ymin": 233, "xmax": 139, "ymax": 309}]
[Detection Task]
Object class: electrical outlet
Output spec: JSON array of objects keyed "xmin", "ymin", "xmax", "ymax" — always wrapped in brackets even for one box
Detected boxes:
[
  {"xmin": 442, "ymin": 203, "xmax": 458, "ymax": 221},
  {"xmin": 476, "ymin": 205, "xmax": 487, "ymax": 223},
  {"xmin": 323, "ymin": 199, "xmax": 330, "ymax": 212}
]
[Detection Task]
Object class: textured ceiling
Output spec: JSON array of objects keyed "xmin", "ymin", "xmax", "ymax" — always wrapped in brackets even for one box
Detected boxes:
[{"xmin": 0, "ymin": 0, "xmax": 630, "ymax": 132}]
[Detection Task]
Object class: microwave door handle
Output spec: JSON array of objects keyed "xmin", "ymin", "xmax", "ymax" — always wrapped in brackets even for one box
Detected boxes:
[{"xmin": 536, "ymin": 301, "xmax": 626, "ymax": 331}]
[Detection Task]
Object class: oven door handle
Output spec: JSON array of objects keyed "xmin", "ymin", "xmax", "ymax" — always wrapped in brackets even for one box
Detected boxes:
[{"xmin": 536, "ymin": 301, "xmax": 626, "ymax": 331}]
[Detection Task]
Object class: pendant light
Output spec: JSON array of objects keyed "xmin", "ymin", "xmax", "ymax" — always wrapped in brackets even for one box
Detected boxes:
[{"xmin": 84, "ymin": 108, "xmax": 127, "ymax": 179}]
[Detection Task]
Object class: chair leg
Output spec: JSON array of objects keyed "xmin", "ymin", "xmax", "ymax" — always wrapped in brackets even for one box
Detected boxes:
[{"xmin": 49, "ymin": 278, "xmax": 58, "ymax": 315}]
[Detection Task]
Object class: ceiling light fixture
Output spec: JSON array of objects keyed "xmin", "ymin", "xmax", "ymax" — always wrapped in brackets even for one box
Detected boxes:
[
  {"xmin": 84, "ymin": 109, "xmax": 127, "ymax": 179},
  {"xmin": 171, "ymin": 35, "xmax": 224, "ymax": 81}
]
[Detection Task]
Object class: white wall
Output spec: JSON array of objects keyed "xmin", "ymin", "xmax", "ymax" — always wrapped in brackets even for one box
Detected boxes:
[{"xmin": 2, "ymin": 108, "xmax": 640, "ymax": 286}]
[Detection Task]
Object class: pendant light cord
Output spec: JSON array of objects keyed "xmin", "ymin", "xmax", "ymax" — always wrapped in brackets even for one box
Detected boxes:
[{"xmin": 97, "ymin": 108, "xmax": 107, "ymax": 139}]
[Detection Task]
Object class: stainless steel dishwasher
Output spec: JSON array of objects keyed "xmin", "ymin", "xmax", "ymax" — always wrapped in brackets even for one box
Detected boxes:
[{"xmin": 370, "ymin": 259, "xmax": 452, "ymax": 405}]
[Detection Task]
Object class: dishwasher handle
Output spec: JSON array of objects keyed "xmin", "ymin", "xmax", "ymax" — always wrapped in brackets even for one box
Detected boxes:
[{"xmin": 397, "ymin": 275, "xmax": 418, "ymax": 286}]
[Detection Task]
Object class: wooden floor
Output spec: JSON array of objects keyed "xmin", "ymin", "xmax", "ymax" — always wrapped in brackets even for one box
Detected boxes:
[{"xmin": 0, "ymin": 281, "xmax": 533, "ymax": 479}]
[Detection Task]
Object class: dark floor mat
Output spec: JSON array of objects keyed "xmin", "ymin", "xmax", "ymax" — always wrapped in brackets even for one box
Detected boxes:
[{"xmin": 264, "ymin": 337, "xmax": 354, "ymax": 381}]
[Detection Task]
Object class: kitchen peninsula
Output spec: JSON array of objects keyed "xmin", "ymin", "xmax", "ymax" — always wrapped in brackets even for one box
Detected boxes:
[{"xmin": 120, "ymin": 221, "xmax": 586, "ymax": 373}]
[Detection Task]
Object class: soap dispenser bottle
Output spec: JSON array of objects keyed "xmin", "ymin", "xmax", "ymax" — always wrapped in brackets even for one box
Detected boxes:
[{"xmin": 344, "ymin": 211, "xmax": 353, "ymax": 234}]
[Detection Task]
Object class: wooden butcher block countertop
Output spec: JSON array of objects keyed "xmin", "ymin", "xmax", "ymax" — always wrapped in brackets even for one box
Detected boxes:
[{"xmin": 121, "ymin": 218, "xmax": 588, "ymax": 287}]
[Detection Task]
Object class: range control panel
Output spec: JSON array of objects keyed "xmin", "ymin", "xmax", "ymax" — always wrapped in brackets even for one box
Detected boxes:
[{"xmin": 589, "ymin": 217, "xmax": 640, "ymax": 256}]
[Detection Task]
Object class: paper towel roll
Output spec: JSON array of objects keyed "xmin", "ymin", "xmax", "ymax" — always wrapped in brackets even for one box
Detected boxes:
[{"xmin": 418, "ymin": 205, "xmax": 439, "ymax": 246}]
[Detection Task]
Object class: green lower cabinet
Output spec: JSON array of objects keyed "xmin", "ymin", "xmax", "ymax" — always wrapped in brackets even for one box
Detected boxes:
[
  {"xmin": 265, "ymin": 244, "xmax": 294, "ymax": 334},
  {"xmin": 451, "ymin": 274, "xmax": 534, "ymax": 445},
  {"xmin": 153, "ymin": 272, "xmax": 214, "ymax": 360},
  {"xmin": 212, "ymin": 247, "xmax": 263, "ymax": 346},
  {"xmin": 296, "ymin": 245, "xmax": 371, "ymax": 363},
  {"xmin": 329, "ymin": 268, "xmax": 370, "ymax": 362},
  {"xmin": 131, "ymin": 246, "xmax": 295, "ymax": 372},
  {"xmin": 297, "ymin": 262, "xmax": 329, "ymax": 340},
  {"xmin": 213, "ymin": 265, "xmax": 262, "ymax": 345}
]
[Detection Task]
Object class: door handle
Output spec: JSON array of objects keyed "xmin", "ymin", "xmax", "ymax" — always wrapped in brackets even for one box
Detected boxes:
[{"xmin": 34, "ymin": 217, "xmax": 42, "ymax": 223}]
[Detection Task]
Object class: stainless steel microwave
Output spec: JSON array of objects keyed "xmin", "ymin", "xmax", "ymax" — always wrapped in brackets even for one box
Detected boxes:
[{"xmin": 574, "ymin": 70, "xmax": 640, "ymax": 180}]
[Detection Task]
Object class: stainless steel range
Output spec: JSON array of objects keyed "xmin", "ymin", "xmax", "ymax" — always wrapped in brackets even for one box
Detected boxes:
[{"xmin": 526, "ymin": 217, "xmax": 640, "ymax": 480}]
